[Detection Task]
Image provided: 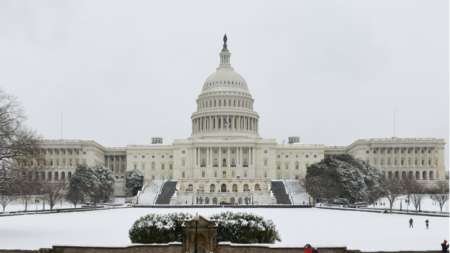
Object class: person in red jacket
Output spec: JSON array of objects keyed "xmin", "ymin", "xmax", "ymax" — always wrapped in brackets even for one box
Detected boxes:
[{"xmin": 304, "ymin": 244, "xmax": 313, "ymax": 253}]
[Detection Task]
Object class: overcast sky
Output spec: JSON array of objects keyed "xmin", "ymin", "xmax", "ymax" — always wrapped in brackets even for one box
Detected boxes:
[{"xmin": 0, "ymin": 1, "xmax": 448, "ymax": 152}]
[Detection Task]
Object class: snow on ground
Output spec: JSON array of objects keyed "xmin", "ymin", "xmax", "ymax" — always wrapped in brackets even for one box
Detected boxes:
[
  {"xmin": 0, "ymin": 207, "xmax": 448, "ymax": 251},
  {"xmin": 371, "ymin": 195, "xmax": 449, "ymax": 213}
]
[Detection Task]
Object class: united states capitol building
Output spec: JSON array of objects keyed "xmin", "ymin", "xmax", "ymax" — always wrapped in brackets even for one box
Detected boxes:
[{"xmin": 33, "ymin": 36, "xmax": 446, "ymax": 205}]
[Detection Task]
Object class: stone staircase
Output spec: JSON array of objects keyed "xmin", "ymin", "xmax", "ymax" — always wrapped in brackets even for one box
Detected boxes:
[
  {"xmin": 136, "ymin": 180, "xmax": 165, "ymax": 205},
  {"xmin": 271, "ymin": 181, "xmax": 291, "ymax": 205},
  {"xmin": 155, "ymin": 181, "xmax": 177, "ymax": 204},
  {"xmin": 283, "ymin": 180, "xmax": 310, "ymax": 205}
]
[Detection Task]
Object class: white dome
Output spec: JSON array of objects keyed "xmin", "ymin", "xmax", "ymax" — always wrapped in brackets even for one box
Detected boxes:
[{"xmin": 202, "ymin": 68, "xmax": 249, "ymax": 93}]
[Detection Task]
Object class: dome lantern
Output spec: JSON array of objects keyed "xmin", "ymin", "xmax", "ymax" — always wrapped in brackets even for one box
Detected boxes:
[{"xmin": 219, "ymin": 34, "xmax": 232, "ymax": 69}]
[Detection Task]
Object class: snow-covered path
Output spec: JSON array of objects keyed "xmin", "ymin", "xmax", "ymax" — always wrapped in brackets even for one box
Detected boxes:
[{"xmin": 0, "ymin": 207, "xmax": 448, "ymax": 251}]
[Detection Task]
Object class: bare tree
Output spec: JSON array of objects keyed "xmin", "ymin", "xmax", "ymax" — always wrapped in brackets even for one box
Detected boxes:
[
  {"xmin": 0, "ymin": 168, "xmax": 18, "ymax": 212},
  {"xmin": 401, "ymin": 177, "xmax": 423, "ymax": 212},
  {"xmin": 410, "ymin": 183, "xmax": 425, "ymax": 212},
  {"xmin": 16, "ymin": 169, "xmax": 41, "ymax": 212},
  {"xmin": 40, "ymin": 181, "xmax": 67, "ymax": 210},
  {"xmin": 0, "ymin": 89, "xmax": 40, "ymax": 165},
  {"xmin": 381, "ymin": 178, "xmax": 404, "ymax": 212},
  {"xmin": 0, "ymin": 89, "xmax": 41, "ymax": 212},
  {"xmin": 429, "ymin": 181, "xmax": 449, "ymax": 213}
]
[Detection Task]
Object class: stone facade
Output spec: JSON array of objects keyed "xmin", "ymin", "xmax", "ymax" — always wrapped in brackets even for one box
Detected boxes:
[{"xmin": 21, "ymin": 36, "xmax": 447, "ymax": 201}]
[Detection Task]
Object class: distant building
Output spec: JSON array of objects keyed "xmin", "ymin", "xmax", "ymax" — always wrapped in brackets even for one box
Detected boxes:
[{"xmin": 23, "ymin": 36, "xmax": 447, "ymax": 204}]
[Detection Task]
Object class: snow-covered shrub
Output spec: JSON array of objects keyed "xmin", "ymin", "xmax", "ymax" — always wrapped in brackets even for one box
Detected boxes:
[
  {"xmin": 125, "ymin": 169, "xmax": 143, "ymax": 196},
  {"xmin": 210, "ymin": 212, "xmax": 280, "ymax": 243},
  {"xmin": 129, "ymin": 212, "xmax": 280, "ymax": 244},
  {"xmin": 129, "ymin": 212, "xmax": 192, "ymax": 243},
  {"xmin": 305, "ymin": 154, "xmax": 384, "ymax": 204}
]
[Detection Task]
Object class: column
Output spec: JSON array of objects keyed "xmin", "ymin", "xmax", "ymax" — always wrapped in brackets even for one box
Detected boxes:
[
  {"xmin": 227, "ymin": 147, "xmax": 231, "ymax": 169},
  {"xmin": 218, "ymin": 147, "xmax": 222, "ymax": 169}
]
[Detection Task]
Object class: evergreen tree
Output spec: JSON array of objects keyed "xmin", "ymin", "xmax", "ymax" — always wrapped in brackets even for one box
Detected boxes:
[
  {"xmin": 305, "ymin": 154, "xmax": 384, "ymax": 204},
  {"xmin": 125, "ymin": 169, "xmax": 143, "ymax": 196}
]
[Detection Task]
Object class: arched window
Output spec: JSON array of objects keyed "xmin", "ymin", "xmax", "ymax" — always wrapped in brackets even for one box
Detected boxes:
[
  {"xmin": 212, "ymin": 197, "xmax": 218, "ymax": 205},
  {"xmin": 422, "ymin": 171, "xmax": 427, "ymax": 180},
  {"xmin": 232, "ymin": 184, "xmax": 238, "ymax": 192},
  {"xmin": 243, "ymin": 184, "xmax": 249, "ymax": 192},
  {"xmin": 394, "ymin": 171, "xmax": 399, "ymax": 179},
  {"xmin": 429, "ymin": 171, "xmax": 434, "ymax": 180},
  {"xmin": 408, "ymin": 171, "xmax": 413, "ymax": 179},
  {"xmin": 401, "ymin": 171, "xmax": 406, "ymax": 179},
  {"xmin": 255, "ymin": 184, "xmax": 261, "ymax": 191},
  {"xmin": 210, "ymin": 184, "xmax": 215, "ymax": 192},
  {"xmin": 54, "ymin": 171, "xmax": 59, "ymax": 181},
  {"xmin": 187, "ymin": 184, "xmax": 193, "ymax": 192},
  {"xmin": 222, "ymin": 158, "xmax": 227, "ymax": 167},
  {"xmin": 415, "ymin": 171, "xmax": 420, "ymax": 180},
  {"xmin": 61, "ymin": 171, "xmax": 66, "ymax": 180},
  {"xmin": 221, "ymin": 184, "xmax": 227, "ymax": 192}
]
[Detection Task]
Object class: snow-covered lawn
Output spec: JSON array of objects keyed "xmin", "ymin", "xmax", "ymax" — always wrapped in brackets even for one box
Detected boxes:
[{"xmin": 0, "ymin": 207, "xmax": 448, "ymax": 251}]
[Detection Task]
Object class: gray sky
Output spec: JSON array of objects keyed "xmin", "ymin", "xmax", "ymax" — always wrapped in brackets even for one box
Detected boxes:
[{"xmin": 0, "ymin": 1, "xmax": 448, "ymax": 152}]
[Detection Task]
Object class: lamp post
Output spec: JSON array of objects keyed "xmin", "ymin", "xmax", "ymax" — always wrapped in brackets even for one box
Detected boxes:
[{"xmin": 194, "ymin": 216, "xmax": 198, "ymax": 253}]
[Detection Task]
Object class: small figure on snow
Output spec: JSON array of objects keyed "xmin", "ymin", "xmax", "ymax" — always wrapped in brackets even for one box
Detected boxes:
[
  {"xmin": 425, "ymin": 219, "xmax": 429, "ymax": 229},
  {"xmin": 442, "ymin": 240, "xmax": 449, "ymax": 253},
  {"xmin": 409, "ymin": 218, "xmax": 414, "ymax": 228}
]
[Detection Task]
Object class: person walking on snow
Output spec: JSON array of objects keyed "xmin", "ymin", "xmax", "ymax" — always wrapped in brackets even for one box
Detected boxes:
[
  {"xmin": 425, "ymin": 219, "xmax": 429, "ymax": 229},
  {"xmin": 409, "ymin": 218, "xmax": 414, "ymax": 228}
]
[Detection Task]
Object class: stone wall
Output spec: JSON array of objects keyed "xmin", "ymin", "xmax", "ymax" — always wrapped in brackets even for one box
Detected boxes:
[
  {"xmin": 0, "ymin": 245, "xmax": 441, "ymax": 253},
  {"xmin": 216, "ymin": 244, "xmax": 347, "ymax": 253}
]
